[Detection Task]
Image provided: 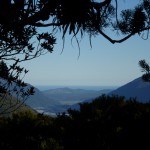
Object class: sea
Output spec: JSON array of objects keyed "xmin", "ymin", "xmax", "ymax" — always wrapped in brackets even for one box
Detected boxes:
[{"xmin": 36, "ymin": 85, "xmax": 118, "ymax": 91}]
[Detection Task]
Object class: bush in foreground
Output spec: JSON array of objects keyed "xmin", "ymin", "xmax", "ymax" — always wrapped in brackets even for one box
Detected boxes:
[{"xmin": 0, "ymin": 95, "xmax": 150, "ymax": 150}]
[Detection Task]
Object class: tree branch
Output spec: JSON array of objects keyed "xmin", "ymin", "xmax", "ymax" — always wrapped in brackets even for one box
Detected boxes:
[{"xmin": 97, "ymin": 28, "xmax": 134, "ymax": 44}]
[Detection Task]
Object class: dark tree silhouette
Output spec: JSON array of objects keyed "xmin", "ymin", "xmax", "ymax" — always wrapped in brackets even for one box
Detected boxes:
[
  {"xmin": 0, "ymin": 0, "xmax": 149, "ymax": 67},
  {"xmin": 0, "ymin": 60, "xmax": 9, "ymax": 79},
  {"xmin": 139, "ymin": 60, "xmax": 150, "ymax": 82},
  {"xmin": 0, "ymin": 61, "xmax": 34, "ymax": 115},
  {"xmin": 0, "ymin": 0, "xmax": 149, "ymax": 62},
  {"xmin": 0, "ymin": 0, "xmax": 150, "ymax": 44}
]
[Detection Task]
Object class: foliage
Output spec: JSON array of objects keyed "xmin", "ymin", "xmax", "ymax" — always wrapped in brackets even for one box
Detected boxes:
[
  {"xmin": 0, "ymin": 2, "xmax": 149, "ymax": 148},
  {"xmin": 139, "ymin": 59, "xmax": 150, "ymax": 82},
  {"xmin": 0, "ymin": 61, "xmax": 34, "ymax": 114},
  {"xmin": 0, "ymin": 1, "xmax": 56, "ymax": 112},
  {"xmin": 0, "ymin": 60, "xmax": 9, "ymax": 79},
  {"xmin": 0, "ymin": 110, "xmax": 63, "ymax": 150},
  {"xmin": 0, "ymin": 0, "xmax": 150, "ymax": 66},
  {"xmin": 0, "ymin": 95, "xmax": 150, "ymax": 149},
  {"xmin": 0, "ymin": 0, "xmax": 150, "ymax": 49},
  {"xmin": 56, "ymin": 95, "xmax": 150, "ymax": 150}
]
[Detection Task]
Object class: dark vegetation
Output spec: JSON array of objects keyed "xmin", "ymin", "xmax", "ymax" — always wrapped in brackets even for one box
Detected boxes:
[
  {"xmin": 0, "ymin": 95, "xmax": 150, "ymax": 150},
  {"xmin": 0, "ymin": 1, "xmax": 150, "ymax": 149},
  {"xmin": 139, "ymin": 60, "xmax": 150, "ymax": 82}
]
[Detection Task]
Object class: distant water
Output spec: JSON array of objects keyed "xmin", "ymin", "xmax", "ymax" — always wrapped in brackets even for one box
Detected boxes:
[{"xmin": 35, "ymin": 85, "xmax": 118, "ymax": 91}]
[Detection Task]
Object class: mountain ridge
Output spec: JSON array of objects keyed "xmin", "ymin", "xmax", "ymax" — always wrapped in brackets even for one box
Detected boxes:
[
  {"xmin": 109, "ymin": 77, "xmax": 150, "ymax": 103},
  {"xmin": 43, "ymin": 87, "xmax": 112, "ymax": 102}
]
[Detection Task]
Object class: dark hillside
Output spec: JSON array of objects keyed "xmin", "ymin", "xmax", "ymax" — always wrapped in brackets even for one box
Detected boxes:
[{"xmin": 109, "ymin": 77, "xmax": 150, "ymax": 103}]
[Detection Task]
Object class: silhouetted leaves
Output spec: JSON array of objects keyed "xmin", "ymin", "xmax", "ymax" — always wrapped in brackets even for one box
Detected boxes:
[
  {"xmin": 139, "ymin": 59, "xmax": 150, "ymax": 82},
  {"xmin": 0, "ymin": 61, "xmax": 35, "ymax": 114},
  {"xmin": 0, "ymin": 60, "xmax": 9, "ymax": 79},
  {"xmin": 37, "ymin": 32, "xmax": 56, "ymax": 53},
  {"xmin": 0, "ymin": 0, "xmax": 150, "ymax": 46}
]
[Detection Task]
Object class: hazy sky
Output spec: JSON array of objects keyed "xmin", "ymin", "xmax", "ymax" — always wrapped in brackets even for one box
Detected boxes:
[{"xmin": 21, "ymin": 0, "xmax": 150, "ymax": 87}]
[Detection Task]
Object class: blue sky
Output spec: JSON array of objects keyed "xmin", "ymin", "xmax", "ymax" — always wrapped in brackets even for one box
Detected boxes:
[{"xmin": 21, "ymin": 0, "xmax": 150, "ymax": 87}]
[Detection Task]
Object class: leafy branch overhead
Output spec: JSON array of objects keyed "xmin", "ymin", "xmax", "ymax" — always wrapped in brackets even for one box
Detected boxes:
[
  {"xmin": 0, "ymin": 0, "xmax": 150, "ymax": 45},
  {"xmin": 0, "ymin": 0, "xmax": 149, "ymax": 63}
]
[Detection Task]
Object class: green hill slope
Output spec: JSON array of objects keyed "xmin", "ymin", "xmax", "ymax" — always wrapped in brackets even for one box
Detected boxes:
[{"xmin": 0, "ymin": 94, "xmax": 36, "ymax": 117}]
